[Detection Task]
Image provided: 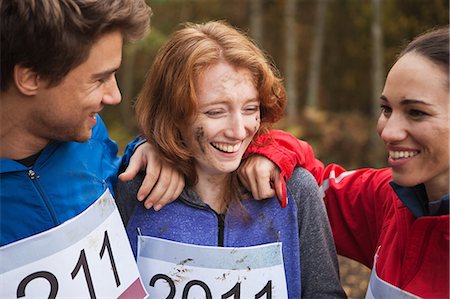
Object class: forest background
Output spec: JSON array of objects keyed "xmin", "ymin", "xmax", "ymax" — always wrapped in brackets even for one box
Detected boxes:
[{"xmin": 102, "ymin": 0, "xmax": 449, "ymax": 297}]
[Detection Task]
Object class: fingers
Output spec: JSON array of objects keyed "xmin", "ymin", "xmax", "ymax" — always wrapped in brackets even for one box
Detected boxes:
[
  {"xmin": 274, "ymin": 173, "xmax": 288, "ymax": 208},
  {"xmin": 124, "ymin": 142, "xmax": 185, "ymax": 210},
  {"xmin": 136, "ymin": 163, "xmax": 161, "ymax": 206},
  {"xmin": 118, "ymin": 154, "xmax": 143, "ymax": 182},
  {"xmin": 255, "ymin": 171, "xmax": 275, "ymax": 199},
  {"xmin": 141, "ymin": 166, "xmax": 184, "ymax": 210},
  {"xmin": 238, "ymin": 155, "xmax": 278, "ymax": 199}
]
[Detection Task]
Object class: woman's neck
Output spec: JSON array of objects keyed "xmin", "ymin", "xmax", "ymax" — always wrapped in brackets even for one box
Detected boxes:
[
  {"xmin": 193, "ymin": 172, "xmax": 229, "ymax": 213},
  {"xmin": 425, "ymin": 170, "xmax": 450, "ymax": 202}
]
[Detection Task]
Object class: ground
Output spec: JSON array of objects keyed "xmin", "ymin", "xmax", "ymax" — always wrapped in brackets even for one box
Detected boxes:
[{"xmin": 339, "ymin": 256, "xmax": 371, "ymax": 298}]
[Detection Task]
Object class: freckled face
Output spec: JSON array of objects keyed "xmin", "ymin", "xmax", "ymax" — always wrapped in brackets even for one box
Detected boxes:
[
  {"xmin": 376, "ymin": 52, "xmax": 449, "ymax": 195},
  {"xmin": 182, "ymin": 61, "xmax": 260, "ymax": 177}
]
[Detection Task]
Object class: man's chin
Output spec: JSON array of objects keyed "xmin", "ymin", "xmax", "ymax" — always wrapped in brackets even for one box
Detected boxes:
[{"xmin": 68, "ymin": 130, "xmax": 93, "ymax": 143}]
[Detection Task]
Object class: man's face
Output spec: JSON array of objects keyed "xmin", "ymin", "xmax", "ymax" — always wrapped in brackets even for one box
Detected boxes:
[{"xmin": 29, "ymin": 31, "xmax": 123, "ymax": 143}]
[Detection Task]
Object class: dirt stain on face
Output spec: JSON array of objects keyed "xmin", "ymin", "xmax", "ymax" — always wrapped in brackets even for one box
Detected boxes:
[
  {"xmin": 254, "ymin": 115, "xmax": 261, "ymax": 132},
  {"xmin": 195, "ymin": 126, "xmax": 206, "ymax": 153}
]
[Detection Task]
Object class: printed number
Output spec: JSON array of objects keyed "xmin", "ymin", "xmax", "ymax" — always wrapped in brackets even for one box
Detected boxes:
[
  {"xmin": 16, "ymin": 271, "xmax": 58, "ymax": 299},
  {"xmin": 99, "ymin": 230, "xmax": 120, "ymax": 287},
  {"xmin": 255, "ymin": 280, "xmax": 272, "ymax": 299},
  {"xmin": 16, "ymin": 230, "xmax": 120, "ymax": 298},
  {"xmin": 182, "ymin": 280, "xmax": 212, "ymax": 299},
  {"xmin": 222, "ymin": 282, "xmax": 240, "ymax": 299},
  {"xmin": 149, "ymin": 274, "xmax": 272, "ymax": 298},
  {"xmin": 149, "ymin": 274, "xmax": 175, "ymax": 299},
  {"xmin": 71, "ymin": 249, "xmax": 96, "ymax": 298}
]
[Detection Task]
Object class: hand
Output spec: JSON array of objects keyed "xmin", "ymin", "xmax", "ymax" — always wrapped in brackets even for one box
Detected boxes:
[
  {"xmin": 118, "ymin": 142, "xmax": 185, "ymax": 210},
  {"xmin": 238, "ymin": 155, "xmax": 287, "ymax": 207}
]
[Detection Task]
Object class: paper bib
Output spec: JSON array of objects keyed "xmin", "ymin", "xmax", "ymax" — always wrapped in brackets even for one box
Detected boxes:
[
  {"xmin": 137, "ymin": 236, "xmax": 288, "ymax": 298},
  {"xmin": 0, "ymin": 189, "xmax": 147, "ymax": 299}
]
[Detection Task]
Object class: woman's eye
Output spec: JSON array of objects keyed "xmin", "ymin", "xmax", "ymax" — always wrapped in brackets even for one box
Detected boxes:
[
  {"xmin": 244, "ymin": 105, "xmax": 260, "ymax": 113},
  {"xmin": 409, "ymin": 109, "xmax": 428, "ymax": 118},
  {"xmin": 205, "ymin": 110, "xmax": 224, "ymax": 117}
]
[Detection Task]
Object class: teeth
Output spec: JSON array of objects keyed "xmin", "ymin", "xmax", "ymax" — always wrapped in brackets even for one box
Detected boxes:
[
  {"xmin": 211, "ymin": 142, "xmax": 241, "ymax": 153},
  {"xmin": 389, "ymin": 150, "xmax": 419, "ymax": 160}
]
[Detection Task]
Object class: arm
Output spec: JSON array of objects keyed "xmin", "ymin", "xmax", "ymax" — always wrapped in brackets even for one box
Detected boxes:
[
  {"xmin": 242, "ymin": 130, "xmax": 391, "ymax": 266},
  {"xmin": 240, "ymin": 130, "xmax": 324, "ymax": 207},
  {"xmin": 287, "ymin": 167, "xmax": 346, "ymax": 298},
  {"xmin": 319, "ymin": 164, "xmax": 392, "ymax": 267},
  {"xmin": 119, "ymin": 138, "xmax": 184, "ymax": 210},
  {"xmin": 244, "ymin": 130, "xmax": 324, "ymax": 183}
]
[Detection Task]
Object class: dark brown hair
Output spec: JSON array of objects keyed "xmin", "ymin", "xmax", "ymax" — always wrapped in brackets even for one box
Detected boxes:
[
  {"xmin": 399, "ymin": 26, "xmax": 449, "ymax": 86},
  {"xmin": 1, "ymin": 0, "xmax": 152, "ymax": 91}
]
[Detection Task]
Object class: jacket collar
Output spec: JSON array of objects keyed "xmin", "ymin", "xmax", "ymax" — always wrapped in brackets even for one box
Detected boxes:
[{"xmin": 390, "ymin": 181, "xmax": 449, "ymax": 217}]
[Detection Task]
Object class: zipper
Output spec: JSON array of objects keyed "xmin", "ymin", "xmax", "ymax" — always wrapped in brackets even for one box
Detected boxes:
[
  {"xmin": 216, "ymin": 213, "xmax": 225, "ymax": 247},
  {"xmin": 27, "ymin": 168, "xmax": 59, "ymax": 225},
  {"xmin": 181, "ymin": 197, "xmax": 226, "ymax": 247}
]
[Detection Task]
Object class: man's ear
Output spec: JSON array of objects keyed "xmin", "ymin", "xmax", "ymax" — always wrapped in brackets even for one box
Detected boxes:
[{"xmin": 13, "ymin": 65, "xmax": 40, "ymax": 96}]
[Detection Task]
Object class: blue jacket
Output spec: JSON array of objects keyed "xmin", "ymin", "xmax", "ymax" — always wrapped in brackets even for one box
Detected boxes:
[
  {"xmin": 118, "ymin": 173, "xmax": 302, "ymax": 298},
  {"xmin": 0, "ymin": 117, "xmax": 125, "ymax": 246}
]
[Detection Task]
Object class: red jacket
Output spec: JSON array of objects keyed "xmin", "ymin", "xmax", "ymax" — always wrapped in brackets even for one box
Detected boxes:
[{"xmin": 246, "ymin": 130, "xmax": 449, "ymax": 298}]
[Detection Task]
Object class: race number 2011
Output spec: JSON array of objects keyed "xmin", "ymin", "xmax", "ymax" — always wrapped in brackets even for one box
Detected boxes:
[
  {"xmin": 149, "ymin": 274, "xmax": 273, "ymax": 299},
  {"xmin": 137, "ymin": 236, "xmax": 288, "ymax": 298}
]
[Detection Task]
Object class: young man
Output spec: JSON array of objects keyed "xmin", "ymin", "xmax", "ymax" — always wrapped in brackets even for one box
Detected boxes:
[{"xmin": 0, "ymin": 1, "xmax": 182, "ymax": 297}]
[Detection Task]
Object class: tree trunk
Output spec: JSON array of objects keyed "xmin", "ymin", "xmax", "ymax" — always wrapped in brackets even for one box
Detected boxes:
[
  {"xmin": 371, "ymin": 0, "xmax": 384, "ymax": 145},
  {"xmin": 306, "ymin": 0, "xmax": 328, "ymax": 109},
  {"xmin": 118, "ymin": 45, "xmax": 138, "ymax": 130},
  {"xmin": 249, "ymin": 0, "xmax": 263, "ymax": 46},
  {"xmin": 284, "ymin": 0, "xmax": 298, "ymax": 123}
]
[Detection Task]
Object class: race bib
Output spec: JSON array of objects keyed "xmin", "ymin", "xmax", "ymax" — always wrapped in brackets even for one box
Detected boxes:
[
  {"xmin": 0, "ymin": 189, "xmax": 147, "ymax": 299},
  {"xmin": 137, "ymin": 236, "xmax": 288, "ymax": 298}
]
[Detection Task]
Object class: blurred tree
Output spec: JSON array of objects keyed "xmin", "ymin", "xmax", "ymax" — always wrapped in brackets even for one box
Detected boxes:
[
  {"xmin": 371, "ymin": 0, "xmax": 383, "ymax": 118},
  {"xmin": 306, "ymin": 0, "xmax": 329, "ymax": 109},
  {"xmin": 285, "ymin": 0, "xmax": 299, "ymax": 123},
  {"xmin": 249, "ymin": 0, "xmax": 263, "ymax": 44},
  {"xmin": 370, "ymin": 0, "xmax": 384, "ymax": 148}
]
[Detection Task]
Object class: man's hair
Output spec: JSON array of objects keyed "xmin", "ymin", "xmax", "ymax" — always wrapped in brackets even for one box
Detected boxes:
[
  {"xmin": 135, "ymin": 21, "xmax": 286, "ymax": 191},
  {"xmin": 1, "ymin": 0, "xmax": 152, "ymax": 91}
]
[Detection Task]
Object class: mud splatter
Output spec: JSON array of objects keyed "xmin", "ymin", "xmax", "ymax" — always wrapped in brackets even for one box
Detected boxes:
[
  {"xmin": 178, "ymin": 258, "xmax": 193, "ymax": 266},
  {"xmin": 195, "ymin": 127, "xmax": 206, "ymax": 153}
]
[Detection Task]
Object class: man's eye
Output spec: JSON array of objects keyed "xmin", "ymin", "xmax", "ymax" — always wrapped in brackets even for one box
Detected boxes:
[{"xmin": 380, "ymin": 104, "xmax": 392, "ymax": 116}]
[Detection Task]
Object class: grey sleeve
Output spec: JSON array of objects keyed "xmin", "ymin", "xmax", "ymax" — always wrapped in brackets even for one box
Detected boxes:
[
  {"xmin": 287, "ymin": 167, "xmax": 347, "ymax": 299},
  {"xmin": 114, "ymin": 171, "xmax": 145, "ymax": 226}
]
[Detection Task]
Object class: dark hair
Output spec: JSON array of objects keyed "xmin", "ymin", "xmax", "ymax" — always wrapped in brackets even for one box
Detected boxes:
[
  {"xmin": 1, "ymin": 0, "xmax": 152, "ymax": 91},
  {"xmin": 399, "ymin": 26, "xmax": 449, "ymax": 75}
]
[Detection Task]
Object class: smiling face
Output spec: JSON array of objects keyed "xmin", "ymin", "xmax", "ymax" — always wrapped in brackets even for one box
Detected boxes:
[
  {"xmin": 377, "ymin": 52, "xmax": 449, "ymax": 198},
  {"xmin": 182, "ymin": 61, "xmax": 261, "ymax": 179},
  {"xmin": 29, "ymin": 31, "xmax": 123, "ymax": 143}
]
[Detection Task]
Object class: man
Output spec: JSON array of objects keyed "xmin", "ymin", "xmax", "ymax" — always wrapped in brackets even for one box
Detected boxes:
[{"xmin": 0, "ymin": 0, "xmax": 181, "ymax": 297}]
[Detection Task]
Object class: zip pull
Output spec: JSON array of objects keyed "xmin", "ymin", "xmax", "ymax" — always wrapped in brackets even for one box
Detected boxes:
[{"xmin": 27, "ymin": 169, "xmax": 40, "ymax": 180}]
